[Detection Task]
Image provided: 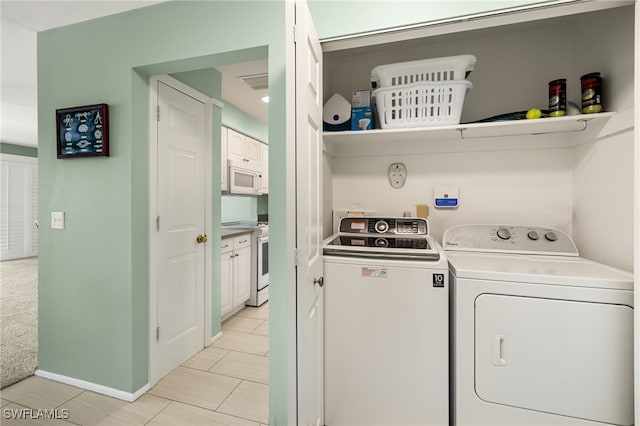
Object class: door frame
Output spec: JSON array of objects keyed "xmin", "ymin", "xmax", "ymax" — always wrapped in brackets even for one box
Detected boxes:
[{"xmin": 148, "ymin": 74, "xmax": 213, "ymax": 386}]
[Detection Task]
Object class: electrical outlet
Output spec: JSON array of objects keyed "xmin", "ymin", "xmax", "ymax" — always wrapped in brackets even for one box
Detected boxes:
[{"xmin": 388, "ymin": 163, "xmax": 406, "ymax": 189}]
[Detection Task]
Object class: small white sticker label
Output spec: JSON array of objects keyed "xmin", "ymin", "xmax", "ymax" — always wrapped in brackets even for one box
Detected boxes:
[
  {"xmin": 350, "ymin": 221, "xmax": 366, "ymax": 230},
  {"xmin": 361, "ymin": 267, "xmax": 387, "ymax": 278}
]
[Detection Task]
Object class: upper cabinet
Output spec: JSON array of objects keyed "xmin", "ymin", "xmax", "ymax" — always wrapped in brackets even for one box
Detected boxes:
[
  {"xmin": 221, "ymin": 125, "xmax": 269, "ymax": 194},
  {"xmin": 227, "ymin": 127, "xmax": 261, "ymax": 171},
  {"xmin": 221, "ymin": 126, "xmax": 228, "ymax": 191},
  {"xmin": 260, "ymin": 143, "xmax": 269, "ymax": 194}
]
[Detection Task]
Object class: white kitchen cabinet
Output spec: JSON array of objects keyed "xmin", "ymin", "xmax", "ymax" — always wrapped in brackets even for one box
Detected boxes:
[
  {"xmin": 260, "ymin": 142, "xmax": 269, "ymax": 194},
  {"xmin": 220, "ymin": 233, "xmax": 252, "ymax": 319},
  {"xmin": 232, "ymin": 243, "xmax": 251, "ymax": 306},
  {"xmin": 221, "ymin": 126, "xmax": 228, "ymax": 191},
  {"xmin": 227, "ymin": 127, "xmax": 261, "ymax": 171},
  {"xmin": 220, "ymin": 238, "xmax": 233, "ymax": 316}
]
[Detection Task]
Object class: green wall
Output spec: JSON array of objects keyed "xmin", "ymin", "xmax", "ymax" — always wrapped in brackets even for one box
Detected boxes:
[
  {"xmin": 0, "ymin": 143, "xmax": 37, "ymax": 157},
  {"xmin": 37, "ymin": 1, "xmax": 290, "ymax": 422},
  {"xmin": 222, "ymin": 101, "xmax": 268, "ymax": 142},
  {"xmin": 221, "ymin": 194, "xmax": 269, "ymax": 223},
  {"xmin": 308, "ymin": 0, "xmax": 551, "ymax": 40}
]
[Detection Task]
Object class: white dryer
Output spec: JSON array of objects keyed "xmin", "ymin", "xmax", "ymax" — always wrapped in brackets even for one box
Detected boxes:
[{"xmin": 443, "ymin": 224, "xmax": 634, "ymax": 426}]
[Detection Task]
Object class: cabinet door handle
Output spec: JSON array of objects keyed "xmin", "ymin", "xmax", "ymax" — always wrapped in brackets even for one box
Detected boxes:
[
  {"xmin": 234, "ymin": 253, "xmax": 239, "ymax": 257},
  {"xmin": 313, "ymin": 277, "xmax": 324, "ymax": 287},
  {"xmin": 196, "ymin": 234, "xmax": 208, "ymax": 244}
]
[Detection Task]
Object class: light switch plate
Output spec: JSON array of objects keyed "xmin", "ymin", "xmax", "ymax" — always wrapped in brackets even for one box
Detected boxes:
[{"xmin": 51, "ymin": 211, "xmax": 65, "ymax": 229}]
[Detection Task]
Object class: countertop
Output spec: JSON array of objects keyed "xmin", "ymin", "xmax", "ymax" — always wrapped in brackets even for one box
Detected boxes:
[{"xmin": 221, "ymin": 227, "xmax": 255, "ymax": 239}]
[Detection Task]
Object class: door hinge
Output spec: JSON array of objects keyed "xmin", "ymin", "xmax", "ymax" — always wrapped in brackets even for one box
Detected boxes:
[
  {"xmin": 293, "ymin": 249, "xmax": 298, "ymax": 267},
  {"xmin": 156, "ymin": 326, "xmax": 160, "ymax": 341},
  {"xmin": 156, "ymin": 106, "xmax": 160, "ymax": 122},
  {"xmin": 293, "ymin": 25, "xmax": 297, "ymax": 44},
  {"xmin": 156, "ymin": 215, "xmax": 160, "ymax": 231}
]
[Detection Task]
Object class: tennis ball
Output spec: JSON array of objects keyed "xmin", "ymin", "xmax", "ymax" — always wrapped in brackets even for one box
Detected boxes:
[{"xmin": 526, "ymin": 108, "xmax": 542, "ymax": 119}]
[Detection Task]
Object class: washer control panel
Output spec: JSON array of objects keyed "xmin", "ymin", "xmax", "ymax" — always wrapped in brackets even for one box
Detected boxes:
[
  {"xmin": 442, "ymin": 224, "xmax": 578, "ymax": 256},
  {"xmin": 339, "ymin": 217, "xmax": 429, "ymax": 235}
]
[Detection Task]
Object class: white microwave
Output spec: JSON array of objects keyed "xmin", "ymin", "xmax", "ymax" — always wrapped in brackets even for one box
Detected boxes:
[{"xmin": 228, "ymin": 161, "xmax": 261, "ymax": 195}]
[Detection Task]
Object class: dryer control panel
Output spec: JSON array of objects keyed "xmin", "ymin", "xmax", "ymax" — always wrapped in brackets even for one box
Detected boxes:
[{"xmin": 442, "ymin": 224, "xmax": 578, "ymax": 256}]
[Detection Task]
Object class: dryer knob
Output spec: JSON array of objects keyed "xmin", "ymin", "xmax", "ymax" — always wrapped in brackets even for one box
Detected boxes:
[
  {"xmin": 374, "ymin": 220, "xmax": 389, "ymax": 233},
  {"xmin": 496, "ymin": 227, "xmax": 512, "ymax": 240},
  {"xmin": 545, "ymin": 231, "xmax": 558, "ymax": 242},
  {"xmin": 527, "ymin": 231, "xmax": 540, "ymax": 241}
]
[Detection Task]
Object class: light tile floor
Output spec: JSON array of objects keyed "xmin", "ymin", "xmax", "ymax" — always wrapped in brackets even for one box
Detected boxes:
[{"xmin": 0, "ymin": 303, "xmax": 270, "ymax": 425}]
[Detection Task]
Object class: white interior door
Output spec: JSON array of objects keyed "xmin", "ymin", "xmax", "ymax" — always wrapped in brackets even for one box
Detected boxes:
[
  {"xmin": 156, "ymin": 80, "xmax": 207, "ymax": 378},
  {"xmin": 295, "ymin": 0, "xmax": 324, "ymax": 424}
]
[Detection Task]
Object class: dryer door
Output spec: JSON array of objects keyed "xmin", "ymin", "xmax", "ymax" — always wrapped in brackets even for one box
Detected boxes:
[{"xmin": 475, "ymin": 294, "xmax": 633, "ymax": 425}]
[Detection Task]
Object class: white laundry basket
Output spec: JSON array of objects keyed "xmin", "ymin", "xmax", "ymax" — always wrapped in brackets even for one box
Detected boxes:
[
  {"xmin": 370, "ymin": 55, "xmax": 476, "ymax": 89},
  {"xmin": 373, "ymin": 80, "xmax": 473, "ymax": 128}
]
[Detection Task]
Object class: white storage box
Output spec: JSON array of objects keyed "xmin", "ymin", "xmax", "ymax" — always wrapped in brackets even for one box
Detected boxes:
[
  {"xmin": 370, "ymin": 55, "xmax": 476, "ymax": 89},
  {"xmin": 373, "ymin": 80, "xmax": 472, "ymax": 128}
]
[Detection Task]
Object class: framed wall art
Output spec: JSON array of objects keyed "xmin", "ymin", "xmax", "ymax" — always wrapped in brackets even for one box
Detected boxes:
[{"xmin": 56, "ymin": 104, "xmax": 109, "ymax": 158}]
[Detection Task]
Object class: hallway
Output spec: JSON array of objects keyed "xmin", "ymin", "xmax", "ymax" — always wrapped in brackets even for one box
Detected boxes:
[{"xmin": 0, "ymin": 303, "xmax": 269, "ymax": 425}]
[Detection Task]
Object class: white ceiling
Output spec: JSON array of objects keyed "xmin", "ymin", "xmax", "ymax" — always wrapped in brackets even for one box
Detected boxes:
[{"xmin": 0, "ymin": 0, "xmax": 267, "ymax": 148}]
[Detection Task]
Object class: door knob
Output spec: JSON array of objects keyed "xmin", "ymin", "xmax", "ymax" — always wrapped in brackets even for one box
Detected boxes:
[
  {"xmin": 313, "ymin": 277, "xmax": 324, "ymax": 287},
  {"xmin": 196, "ymin": 234, "xmax": 208, "ymax": 244}
]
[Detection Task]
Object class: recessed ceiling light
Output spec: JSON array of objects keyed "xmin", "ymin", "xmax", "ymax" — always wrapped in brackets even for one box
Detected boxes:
[{"xmin": 261, "ymin": 96, "xmax": 269, "ymax": 103}]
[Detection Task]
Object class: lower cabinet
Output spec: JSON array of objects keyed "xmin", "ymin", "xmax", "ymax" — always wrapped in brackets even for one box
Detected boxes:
[{"xmin": 221, "ymin": 234, "xmax": 252, "ymax": 319}]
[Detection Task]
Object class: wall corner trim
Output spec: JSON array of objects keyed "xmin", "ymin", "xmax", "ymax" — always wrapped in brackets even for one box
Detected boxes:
[{"xmin": 34, "ymin": 370, "xmax": 150, "ymax": 402}]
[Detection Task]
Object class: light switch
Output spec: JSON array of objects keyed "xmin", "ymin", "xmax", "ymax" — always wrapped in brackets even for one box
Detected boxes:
[{"xmin": 51, "ymin": 211, "xmax": 65, "ymax": 229}]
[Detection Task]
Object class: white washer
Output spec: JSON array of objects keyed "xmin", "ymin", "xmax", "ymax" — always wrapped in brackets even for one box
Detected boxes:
[
  {"xmin": 324, "ymin": 217, "xmax": 449, "ymax": 425},
  {"xmin": 443, "ymin": 224, "xmax": 634, "ymax": 426}
]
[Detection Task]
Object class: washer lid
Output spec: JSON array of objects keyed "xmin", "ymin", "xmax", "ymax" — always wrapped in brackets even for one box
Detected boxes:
[
  {"xmin": 323, "ymin": 234, "xmax": 440, "ymax": 261},
  {"xmin": 447, "ymin": 252, "xmax": 633, "ymax": 290}
]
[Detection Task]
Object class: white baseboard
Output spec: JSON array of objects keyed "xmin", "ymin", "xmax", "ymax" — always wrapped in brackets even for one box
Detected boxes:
[
  {"xmin": 209, "ymin": 331, "xmax": 223, "ymax": 345},
  {"xmin": 34, "ymin": 370, "xmax": 150, "ymax": 402}
]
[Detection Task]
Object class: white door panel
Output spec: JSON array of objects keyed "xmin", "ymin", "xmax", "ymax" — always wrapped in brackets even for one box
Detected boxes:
[
  {"xmin": 475, "ymin": 294, "xmax": 634, "ymax": 425},
  {"xmin": 295, "ymin": 0, "xmax": 324, "ymax": 424},
  {"xmin": 244, "ymin": 136, "xmax": 261, "ymax": 170},
  {"xmin": 227, "ymin": 128, "xmax": 246, "ymax": 164},
  {"xmin": 157, "ymin": 81, "xmax": 206, "ymax": 378}
]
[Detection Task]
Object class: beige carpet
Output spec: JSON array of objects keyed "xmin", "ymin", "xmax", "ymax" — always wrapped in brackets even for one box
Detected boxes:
[{"xmin": 1, "ymin": 257, "xmax": 38, "ymax": 388}]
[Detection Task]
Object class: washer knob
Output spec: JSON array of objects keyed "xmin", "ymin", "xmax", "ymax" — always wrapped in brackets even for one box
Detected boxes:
[
  {"xmin": 374, "ymin": 220, "xmax": 389, "ymax": 233},
  {"xmin": 527, "ymin": 231, "xmax": 540, "ymax": 241},
  {"xmin": 545, "ymin": 231, "xmax": 558, "ymax": 242},
  {"xmin": 374, "ymin": 238, "xmax": 389, "ymax": 247},
  {"xmin": 496, "ymin": 227, "xmax": 512, "ymax": 240}
]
